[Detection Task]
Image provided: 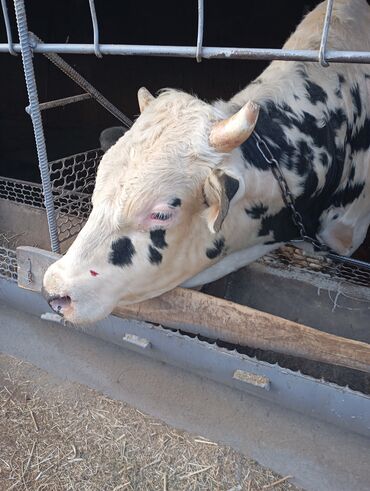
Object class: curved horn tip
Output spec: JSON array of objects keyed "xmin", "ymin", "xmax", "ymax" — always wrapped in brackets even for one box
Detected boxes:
[
  {"xmin": 209, "ymin": 100, "xmax": 260, "ymax": 152},
  {"xmin": 243, "ymin": 100, "xmax": 260, "ymax": 126},
  {"xmin": 138, "ymin": 87, "xmax": 155, "ymax": 112}
]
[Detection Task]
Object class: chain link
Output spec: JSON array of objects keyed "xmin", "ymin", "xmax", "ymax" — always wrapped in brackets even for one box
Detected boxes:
[{"xmin": 253, "ymin": 132, "xmax": 332, "ymax": 253}]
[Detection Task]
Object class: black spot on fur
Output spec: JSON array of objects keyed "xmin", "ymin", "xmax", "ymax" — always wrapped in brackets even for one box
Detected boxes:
[
  {"xmin": 350, "ymin": 117, "xmax": 370, "ymax": 153},
  {"xmin": 335, "ymin": 74, "xmax": 345, "ymax": 99},
  {"xmin": 206, "ymin": 238, "xmax": 225, "ymax": 259},
  {"xmin": 148, "ymin": 245, "xmax": 162, "ymax": 265},
  {"xmin": 320, "ymin": 152, "xmax": 329, "ymax": 167},
  {"xmin": 305, "ymin": 80, "xmax": 327, "ymax": 105},
  {"xmin": 259, "ymin": 208, "xmax": 299, "ymax": 243},
  {"xmin": 335, "ymin": 87, "xmax": 343, "ymax": 99},
  {"xmin": 245, "ymin": 203, "xmax": 268, "ymax": 219},
  {"xmin": 331, "ymin": 108, "xmax": 347, "ymax": 130},
  {"xmin": 109, "ymin": 237, "xmax": 135, "ymax": 267},
  {"xmin": 223, "ymin": 174, "xmax": 239, "ymax": 202},
  {"xmin": 150, "ymin": 229, "xmax": 167, "ymax": 249},
  {"xmin": 169, "ymin": 197, "xmax": 182, "ymax": 207},
  {"xmin": 348, "ymin": 165, "xmax": 356, "ymax": 182},
  {"xmin": 351, "ymin": 84, "xmax": 362, "ymax": 118},
  {"xmin": 331, "ymin": 182, "xmax": 365, "ymax": 208},
  {"xmin": 294, "ymin": 140, "xmax": 314, "ymax": 176}
]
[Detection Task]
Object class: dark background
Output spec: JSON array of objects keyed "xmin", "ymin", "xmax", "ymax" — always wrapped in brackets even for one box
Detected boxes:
[{"xmin": 1, "ymin": 0, "xmax": 321, "ymax": 182}]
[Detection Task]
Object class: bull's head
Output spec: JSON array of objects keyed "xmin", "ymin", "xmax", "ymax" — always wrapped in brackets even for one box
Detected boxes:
[{"xmin": 43, "ymin": 88, "xmax": 259, "ymax": 323}]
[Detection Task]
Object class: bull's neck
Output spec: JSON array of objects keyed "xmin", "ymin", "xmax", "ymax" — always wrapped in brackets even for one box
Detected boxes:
[{"xmin": 237, "ymin": 103, "xmax": 341, "ymax": 244}]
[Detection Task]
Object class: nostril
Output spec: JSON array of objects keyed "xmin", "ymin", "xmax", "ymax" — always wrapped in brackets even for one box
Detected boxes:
[{"xmin": 48, "ymin": 296, "xmax": 72, "ymax": 315}]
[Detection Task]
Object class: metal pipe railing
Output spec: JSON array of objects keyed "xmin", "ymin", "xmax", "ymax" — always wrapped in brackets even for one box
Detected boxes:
[
  {"xmin": 319, "ymin": 0, "xmax": 334, "ymax": 67},
  {"xmin": 29, "ymin": 33, "xmax": 132, "ymax": 128},
  {"xmin": 13, "ymin": 0, "xmax": 60, "ymax": 253},
  {"xmin": 88, "ymin": 0, "xmax": 102, "ymax": 58},
  {"xmin": 2, "ymin": 43, "xmax": 370, "ymax": 64},
  {"xmin": 1, "ymin": 0, "xmax": 17, "ymax": 55},
  {"xmin": 196, "ymin": 0, "xmax": 204, "ymax": 63}
]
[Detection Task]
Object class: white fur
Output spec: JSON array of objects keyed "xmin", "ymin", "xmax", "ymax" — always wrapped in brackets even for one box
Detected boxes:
[{"xmin": 181, "ymin": 243, "xmax": 279, "ymax": 287}]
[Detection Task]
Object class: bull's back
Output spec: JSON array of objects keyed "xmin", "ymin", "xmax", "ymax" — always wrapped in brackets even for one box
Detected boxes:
[{"xmin": 284, "ymin": 0, "xmax": 370, "ymax": 52}]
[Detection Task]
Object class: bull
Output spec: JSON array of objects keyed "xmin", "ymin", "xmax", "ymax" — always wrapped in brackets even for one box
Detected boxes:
[{"xmin": 43, "ymin": 0, "xmax": 370, "ymax": 324}]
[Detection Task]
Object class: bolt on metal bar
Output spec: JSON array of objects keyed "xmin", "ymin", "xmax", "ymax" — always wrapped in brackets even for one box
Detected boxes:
[
  {"xmin": 196, "ymin": 0, "xmax": 204, "ymax": 63},
  {"xmin": 1, "ymin": 0, "xmax": 17, "ymax": 55},
  {"xmin": 13, "ymin": 0, "xmax": 60, "ymax": 253},
  {"xmin": 29, "ymin": 33, "xmax": 132, "ymax": 128},
  {"xmin": 319, "ymin": 0, "xmax": 334, "ymax": 67},
  {"xmin": 88, "ymin": 0, "xmax": 102, "ymax": 58},
  {"xmin": 26, "ymin": 93, "xmax": 92, "ymax": 112},
  {"xmin": 2, "ymin": 42, "xmax": 370, "ymax": 64}
]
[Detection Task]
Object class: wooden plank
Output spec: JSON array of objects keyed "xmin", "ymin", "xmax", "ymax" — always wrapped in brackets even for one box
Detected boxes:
[
  {"xmin": 17, "ymin": 246, "xmax": 370, "ymax": 373},
  {"xmin": 115, "ymin": 288, "xmax": 370, "ymax": 374}
]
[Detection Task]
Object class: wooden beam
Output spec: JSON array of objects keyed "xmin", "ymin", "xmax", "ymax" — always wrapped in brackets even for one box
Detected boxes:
[
  {"xmin": 17, "ymin": 246, "xmax": 370, "ymax": 373},
  {"xmin": 115, "ymin": 288, "xmax": 370, "ymax": 373}
]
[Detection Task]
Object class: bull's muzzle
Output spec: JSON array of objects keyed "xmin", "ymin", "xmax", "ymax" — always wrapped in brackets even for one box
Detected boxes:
[{"xmin": 42, "ymin": 286, "xmax": 72, "ymax": 316}]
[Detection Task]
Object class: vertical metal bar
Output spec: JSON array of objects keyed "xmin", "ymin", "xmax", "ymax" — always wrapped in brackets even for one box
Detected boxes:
[
  {"xmin": 1, "ymin": 0, "xmax": 17, "ymax": 55},
  {"xmin": 196, "ymin": 0, "xmax": 204, "ymax": 62},
  {"xmin": 319, "ymin": 0, "xmax": 334, "ymax": 67},
  {"xmin": 29, "ymin": 33, "xmax": 132, "ymax": 128},
  {"xmin": 88, "ymin": 0, "xmax": 102, "ymax": 58},
  {"xmin": 13, "ymin": 0, "xmax": 60, "ymax": 253}
]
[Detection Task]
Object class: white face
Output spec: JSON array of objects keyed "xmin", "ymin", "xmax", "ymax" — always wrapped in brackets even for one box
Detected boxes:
[
  {"xmin": 42, "ymin": 89, "xmax": 260, "ymax": 324},
  {"xmin": 43, "ymin": 91, "xmax": 218, "ymax": 323},
  {"xmin": 43, "ymin": 200, "xmax": 216, "ymax": 324}
]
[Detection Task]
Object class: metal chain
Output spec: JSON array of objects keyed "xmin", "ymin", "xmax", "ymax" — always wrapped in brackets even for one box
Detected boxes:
[{"xmin": 253, "ymin": 131, "xmax": 332, "ymax": 253}]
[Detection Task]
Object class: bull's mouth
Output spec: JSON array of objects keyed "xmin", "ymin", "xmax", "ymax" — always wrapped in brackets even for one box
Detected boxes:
[{"xmin": 48, "ymin": 295, "xmax": 72, "ymax": 316}]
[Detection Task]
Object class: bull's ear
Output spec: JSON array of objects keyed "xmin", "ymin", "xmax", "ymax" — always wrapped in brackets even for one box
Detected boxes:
[
  {"xmin": 138, "ymin": 87, "xmax": 155, "ymax": 113},
  {"xmin": 203, "ymin": 169, "xmax": 240, "ymax": 233}
]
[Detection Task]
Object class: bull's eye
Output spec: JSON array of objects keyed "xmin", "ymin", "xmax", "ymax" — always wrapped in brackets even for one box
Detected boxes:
[{"xmin": 150, "ymin": 212, "xmax": 172, "ymax": 221}]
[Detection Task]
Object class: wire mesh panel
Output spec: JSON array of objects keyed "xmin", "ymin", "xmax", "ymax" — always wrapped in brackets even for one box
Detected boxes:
[
  {"xmin": 49, "ymin": 148, "xmax": 103, "ymax": 244},
  {"xmin": 0, "ymin": 177, "xmax": 43, "ymax": 208},
  {"xmin": 49, "ymin": 148, "xmax": 102, "ymax": 195},
  {"xmin": 0, "ymin": 148, "xmax": 103, "ymax": 247},
  {"xmin": 0, "ymin": 246, "xmax": 17, "ymax": 281},
  {"xmin": 261, "ymin": 245, "xmax": 370, "ymax": 289}
]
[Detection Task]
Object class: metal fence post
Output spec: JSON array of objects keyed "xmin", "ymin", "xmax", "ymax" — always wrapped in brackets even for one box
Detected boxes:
[
  {"xmin": 196, "ymin": 0, "xmax": 204, "ymax": 63},
  {"xmin": 1, "ymin": 0, "xmax": 17, "ymax": 55},
  {"xmin": 13, "ymin": 0, "xmax": 60, "ymax": 253}
]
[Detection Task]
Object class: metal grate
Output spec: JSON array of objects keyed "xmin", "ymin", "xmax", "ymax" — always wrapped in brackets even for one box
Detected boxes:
[
  {"xmin": 0, "ymin": 246, "xmax": 17, "ymax": 282},
  {"xmin": 49, "ymin": 148, "xmax": 102, "ymax": 195},
  {"xmin": 0, "ymin": 149, "xmax": 103, "ymax": 246},
  {"xmin": 49, "ymin": 148, "xmax": 103, "ymax": 244},
  {"xmin": 261, "ymin": 245, "xmax": 370, "ymax": 289},
  {"xmin": 0, "ymin": 177, "xmax": 43, "ymax": 208}
]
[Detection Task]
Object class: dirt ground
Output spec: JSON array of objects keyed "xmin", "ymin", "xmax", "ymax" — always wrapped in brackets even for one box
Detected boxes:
[{"xmin": 0, "ymin": 353, "xmax": 301, "ymax": 491}]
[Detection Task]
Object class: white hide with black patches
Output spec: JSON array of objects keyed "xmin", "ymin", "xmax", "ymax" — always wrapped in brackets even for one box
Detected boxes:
[{"xmin": 43, "ymin": 0, "xmax": 370, "ymax": 324}]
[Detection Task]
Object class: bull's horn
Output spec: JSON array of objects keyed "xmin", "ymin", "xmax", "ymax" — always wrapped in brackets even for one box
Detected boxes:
[
  {"xmin": 138, "ymin": 87, "xmax": 155, "ymax": 113},
  {"xmin": 209, "ymin": 101, "xmax": 259, "ymax": 152}
]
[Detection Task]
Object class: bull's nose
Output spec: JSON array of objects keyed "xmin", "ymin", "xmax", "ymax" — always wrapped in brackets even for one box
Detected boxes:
[
  {"xmin": 48, "ymin": 295, "xmax": 72, "ymax": 315},
  {"xmin": 42, "ymin": 287, "xmax": 72, "ymax": 315}
]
